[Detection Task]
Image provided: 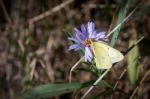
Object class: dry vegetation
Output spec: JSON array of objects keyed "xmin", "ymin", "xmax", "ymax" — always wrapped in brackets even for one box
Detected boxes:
[{"xmin": 0, "ymin": 0, "xmax": 150, "ymax": 99}]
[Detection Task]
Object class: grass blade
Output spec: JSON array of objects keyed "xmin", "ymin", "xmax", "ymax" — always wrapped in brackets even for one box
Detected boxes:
[
  {"xmin": 110, "ymin": 0, "xmax": 129, "ymax": 47},
  {"xmin": 21, "ymin": 83, "xmax": 82, "ymax": 99},
  {"xmin": 127, "ymin": 37, "xmax": 139, "ymax": 88},
  {"xmin": 21, "ymin": 79, "xmax": 113, "ymax": 99}
]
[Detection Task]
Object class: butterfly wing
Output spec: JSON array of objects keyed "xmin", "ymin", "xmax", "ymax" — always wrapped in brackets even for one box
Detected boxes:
[
  {"xmin": 96, "ymin": 42, "xmax": 124, "ymax": 63},
  {"xmin": 92, "ymin": 42, "xmax": 112, "ymax": 69}
]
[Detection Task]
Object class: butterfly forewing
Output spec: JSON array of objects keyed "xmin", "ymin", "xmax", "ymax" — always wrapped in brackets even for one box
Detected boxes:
[
  {"xmin": 91, "ymin": 41, "xmax": 124, "ymax": 69},
  {"xmin": 92, "ymin": 42, "xmax": 112, "ymax": 69}
]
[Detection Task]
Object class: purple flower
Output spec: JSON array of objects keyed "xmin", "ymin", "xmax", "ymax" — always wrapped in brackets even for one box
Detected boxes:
[{"xmin": 69, "ymin": 21, "xmax": 107, "ymax": 62}]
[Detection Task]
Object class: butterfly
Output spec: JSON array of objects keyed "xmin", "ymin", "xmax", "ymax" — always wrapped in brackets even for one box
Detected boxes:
[{"xmin": 91, "ymin": 41, "xmax": 124, "ymax": 69}]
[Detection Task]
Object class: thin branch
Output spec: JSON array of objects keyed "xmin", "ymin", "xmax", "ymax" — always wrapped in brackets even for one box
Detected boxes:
[
  {"xmin": 124, "ymin": 36, "xmax": 144, "ymax": 55},
  {"xmin": 113, "ymin": 69, "xmax": 127, "ymax": 90},
  {"xmin": 106, "ymin": 1, "xmax": 143, "ymax": 38},
  {"xmin": 69, "ymin": 56, "xmax": 84, "ymax": 83},
  {"xmin": 82, "ymin": 4, "xmax": 117, "ymax": 9},
  {"xmin": 81, "ymin": 69, "xmax": 110, "ymax": 99},
  {"xmin": 29, "ymin": 0, "xmax": 74, "ymax": 24},
  {"xmin": 113, "ymin": 36, "xmax": 144, "ymax": 90},
  {"xmin": 129, "ymin": 69, "xmax": 150, "ymax": 99},
  {"xmin": 0, "ymin": 0, "xmax": 12, "ymax": 23}
]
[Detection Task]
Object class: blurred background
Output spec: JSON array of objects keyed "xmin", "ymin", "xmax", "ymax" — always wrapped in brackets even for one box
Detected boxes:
[{"xmin": 0, "ymin": 0, "xmax": 149, "ymax": 99}]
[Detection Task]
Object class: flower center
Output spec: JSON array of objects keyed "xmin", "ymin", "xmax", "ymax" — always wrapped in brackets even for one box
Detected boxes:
[{"xmin": 83, "ymin": 39, "xmax": 92, "ymax": 46}]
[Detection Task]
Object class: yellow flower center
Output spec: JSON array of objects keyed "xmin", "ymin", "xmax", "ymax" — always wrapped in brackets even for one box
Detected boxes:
[{"xmin": 83, "ymin": 39, "xmax": 92, "ymax": 46}]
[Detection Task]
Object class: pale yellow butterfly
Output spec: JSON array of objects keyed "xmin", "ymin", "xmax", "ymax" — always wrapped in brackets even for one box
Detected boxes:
[{"xmin": 91, "ymin": 41, "xmax": 124, "ymax": 69}]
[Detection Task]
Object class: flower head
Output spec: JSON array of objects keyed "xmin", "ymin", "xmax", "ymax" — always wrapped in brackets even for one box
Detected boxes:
[{"xmin": 69, "ymin": 21, "xmax": 107, "ymax": 62}]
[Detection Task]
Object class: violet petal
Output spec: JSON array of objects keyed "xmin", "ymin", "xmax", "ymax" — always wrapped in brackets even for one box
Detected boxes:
[
  {"xmin": 81, "ymin": 24, "xmax": 88, "ymax": 37},
  {"xmin": 90, "ymin": 31, "xmax": 96, "ymax": 38},
  {"xmin": 69, "ymin": 44, "xmax": 80, "ymax": 50},
  {"xmin": 74, "ymin": 28, "xmax": 86, "ymax": 40},
  {"xmin": 85, "ymin": 47, "xmax": 93, "ymax": 62},
  {"xmin": 68, "ymin": 37, "xmax": 80, "ymax": 43},
  {"xmin": 87, "ymin": 21, "xmax": 95, "ymax": 38},
  {"xmin": 96, "ymin": 32, "xmax": 106, "ymax": 40}
]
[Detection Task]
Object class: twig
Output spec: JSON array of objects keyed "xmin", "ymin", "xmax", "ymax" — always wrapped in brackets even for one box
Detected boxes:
[
  {"xmin": 82, "ymin": 4, "xmax": 117, "ymax": 9},
  {"xmin": 69, "ymin": 56, "xmax": 84, "ymax": 83},
  {"xmin": 29, "ymin": 58, "xmax": 37, "ymax": 81},
  {"xmin": 81, "ymin": 69, "xmax": 110, "ymax": 99},
  {"xmin": 106, "ymin": 1, "xmax": 143, "ymax": 38},
  {"xmin": 29, "ymin": 0, "xmax": 74, "ymax": 24},
  {"xmin": 18, "ymin": 39, "xmax": 25, "ymax": 52},
  {"xmin": 0, "ymin": 0, "xmax": 12, "ymax": 23},
  {"xmin": 124, "ymin": 36, "xmax": 144, "ymax": 55},
  {"xmin": 113, "ymin": 69, "xmax": 127, "ymax": 90},
  {"xmin": 113, "ymin": 36, "xmax": 144, "ymax": 90},
  {"xmin": 39, "ymin": 59, "xmax": 54, "ymax": 82},
  {"xmin": 129, "ymin": 69, "xmax": 150, "ymax": 99}
]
